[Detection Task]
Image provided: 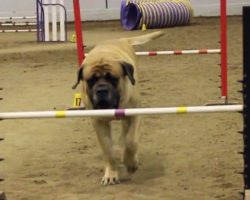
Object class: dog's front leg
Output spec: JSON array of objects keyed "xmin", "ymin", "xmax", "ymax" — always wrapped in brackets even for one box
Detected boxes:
[
  {"xmin": 122, "ymin": 116, "xmax": 141, "ymax": 173},
  {"xmin": 91, "ymin": 119, "xmax": 119, "ymax": 185}
]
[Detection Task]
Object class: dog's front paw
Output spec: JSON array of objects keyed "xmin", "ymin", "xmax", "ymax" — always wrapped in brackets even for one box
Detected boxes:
[
  {"xmin": 101, "ymin": 175, "xmax": 120, "ymax": 186},
  {"xmin": 101, "ymin": 167, "xmax": 120, "ymax": 186},
  {"xmin": 127, "ymin": 164, "xmax": 138, "ymax": 173},
  {"xmin": 124, "ymin": 156, "xmax": 139, "ymax": 174}
]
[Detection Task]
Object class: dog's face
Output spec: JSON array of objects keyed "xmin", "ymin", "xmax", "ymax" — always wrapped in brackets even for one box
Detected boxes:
[
  {"xmin": 74, "ymin": 61, "xmax": 135, "ymax": 110},
  {"xmin": 87, "ymin": 68, "xmax": 120, "ymax": 109}
]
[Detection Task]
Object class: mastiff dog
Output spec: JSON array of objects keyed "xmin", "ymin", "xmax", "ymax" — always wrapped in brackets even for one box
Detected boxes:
[{"xmin": 73, "ymin": 31, "xmax": 164, "ymax": 185}]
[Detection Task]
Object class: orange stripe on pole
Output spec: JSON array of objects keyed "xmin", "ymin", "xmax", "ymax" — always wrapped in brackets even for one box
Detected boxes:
[
  {"xmin": 174, "ymin": 50, "xmax": 182, "ymax": 55},
  {"xmin": 148, "ymin": 51, "xmax": 157, "ymax": 56},
  {"xmin": 199, "ymin": 49, "xmax": 208, "ymax": 54}
]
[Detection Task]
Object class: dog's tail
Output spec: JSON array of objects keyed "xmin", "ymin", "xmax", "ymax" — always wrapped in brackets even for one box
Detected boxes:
[{"xmin": 125, "ymin": 31, "xmax": 165, "ymax": 46}]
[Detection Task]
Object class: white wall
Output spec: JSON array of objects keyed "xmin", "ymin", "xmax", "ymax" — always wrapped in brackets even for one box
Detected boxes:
[
  {"xmin": 190, "ymin": 0, "xmax": 250, "ymax": 16},
  {"xmin": 0, "ymin": 0, "xmax": 249, "ymax": 21},
  {"xmin": 0, "ymin": 1, "xmax": 37, "ymax": 17}
]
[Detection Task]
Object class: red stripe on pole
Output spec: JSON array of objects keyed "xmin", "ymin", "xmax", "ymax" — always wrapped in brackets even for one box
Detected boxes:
[
  {"xmin": 148, "ymin": 51, "xmax": 157, "ymax": 56},
  {"xmin": 73, "ymin": 0, "xmax": 85, "ymax": 66},
  {"xmin": 199, "ymin": 49, "xmax": 208, "ymax": 54},
  {"xmin": 220, "ymin": 0, "xmax": 228, "ymax": 99},
  {"xmin": 174, "ymin": 50, "xmax": 182, "ymax": 55}
]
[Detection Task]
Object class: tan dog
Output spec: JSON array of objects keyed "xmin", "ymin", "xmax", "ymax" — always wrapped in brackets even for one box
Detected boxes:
[{"xmin": 73, "ymin": 31, "xmax": 164, "ymax": 185}]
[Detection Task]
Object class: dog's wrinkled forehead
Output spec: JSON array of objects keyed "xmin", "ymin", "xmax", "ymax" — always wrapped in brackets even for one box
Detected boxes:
[{"xmin": 84, "ymin": 62, "xmax": 123, "ymax": 80}]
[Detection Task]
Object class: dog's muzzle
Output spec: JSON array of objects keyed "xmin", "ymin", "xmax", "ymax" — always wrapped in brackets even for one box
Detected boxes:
[{"xmin": 92, "ymin": 84, "xmax": 120, "ymax": 109}]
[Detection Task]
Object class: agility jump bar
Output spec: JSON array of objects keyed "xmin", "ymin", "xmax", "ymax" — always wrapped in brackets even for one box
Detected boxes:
[
  {"xmin": 0, "ymin": 16, "xmax": 36, "ymax": 20},
  {"xmin": 0, "ymin": 105, "xmax": 242, "ymax": 120},
  {"xmin": 134, "ymin": 49, "xmax": 221, "ymax": 56},
  {"xmin": 0, "ymin": 29, "xmax": 37, "ymax": 33},
  {"xmin": 0, "ymin": 22, "xmax": 37, "ymax": 26},
  {"xmin": 84, "ymin": 49, "xmax": 221, "ymax": 57}
]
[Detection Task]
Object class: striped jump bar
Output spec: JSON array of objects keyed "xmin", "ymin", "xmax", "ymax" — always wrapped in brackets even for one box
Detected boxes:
[
  {"xmin": 0, "ymin": 16, "xmax": 36, "ymax": 20},
  {"xmin": 0, "ymin": 29, "xmax": 37, "ymax": 33},
  {"xmin": 135, "ymin": 49, "xmax": 221, "ymax": 56},
  {"xmin": 0, "ymin": 105, "xmax": 242, "ymax": 120},
  {"xmin": 0, "ymin": 22, "xmax": 37, "ymax": 26},
  {"xmin": 84, "ymin": 49, "xmax": 221, "ymax": 57}
]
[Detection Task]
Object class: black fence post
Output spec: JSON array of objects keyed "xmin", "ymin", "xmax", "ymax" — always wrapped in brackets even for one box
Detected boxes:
[{"xmin": 243, "ymin": 6, "xmax": 250, "ymax": 199}]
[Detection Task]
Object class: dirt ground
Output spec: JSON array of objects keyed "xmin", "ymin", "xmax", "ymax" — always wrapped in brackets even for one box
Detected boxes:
[{"xmin": 0, "ymin": 17, "xmax": 244, "ymax": 200}]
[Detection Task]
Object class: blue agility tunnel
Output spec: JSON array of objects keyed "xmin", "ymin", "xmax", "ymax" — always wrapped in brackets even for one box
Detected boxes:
[{"xmin": 121, "ymin": 0, "xmax": 193, "ymax": 30}]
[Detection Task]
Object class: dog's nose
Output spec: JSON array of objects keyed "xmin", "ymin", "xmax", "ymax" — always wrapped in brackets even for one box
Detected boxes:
[{"xmin": 96, "ymin": 85, "xmax": 109, "ymax": 97}]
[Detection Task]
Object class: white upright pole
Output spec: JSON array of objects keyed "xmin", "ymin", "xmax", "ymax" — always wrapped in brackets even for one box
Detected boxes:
[
  {"xmin": 59, "ymin": 0, "xmax": 66, "ymax": 41},
  {"xmin": 52, "ymin": 0, "xmax": 58, "ymax": 41},
  {"xmin": 44, "ymin": 0, "xmax": 50, "ymax": 41}
]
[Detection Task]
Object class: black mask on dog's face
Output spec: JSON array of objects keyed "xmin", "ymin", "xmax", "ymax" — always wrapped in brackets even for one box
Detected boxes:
[{"xmin": 87, "ymin": 72, "xmax": 120, "ymax": 109}]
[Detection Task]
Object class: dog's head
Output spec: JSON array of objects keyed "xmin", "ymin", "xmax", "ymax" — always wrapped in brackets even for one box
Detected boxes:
[{"xmin": 73, "ymin": 61, "xmax": 135, "ymax": 109}]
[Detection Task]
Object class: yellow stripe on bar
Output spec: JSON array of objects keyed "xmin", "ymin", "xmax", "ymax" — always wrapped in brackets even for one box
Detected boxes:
[
  {"xmin": 56, "ymin": 111, "xmax": 66, "ymax": 118},
  {"xmin": 177, "ymin": 106, "xmax": 187, "ymax": 113}
]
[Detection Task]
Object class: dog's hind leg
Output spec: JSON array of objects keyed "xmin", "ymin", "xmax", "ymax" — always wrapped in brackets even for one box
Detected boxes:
[
  {"xmin": 92, "ymin": 119, "xmax": 120, "ymax": 185},
  {"xmin": 121, "ymin": 116, "xmax": 141, "ymax": 173}
]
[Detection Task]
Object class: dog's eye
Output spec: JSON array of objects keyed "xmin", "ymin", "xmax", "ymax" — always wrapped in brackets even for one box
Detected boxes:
[
  {"xmin": 87, "ymin": 75, "xmax": 98, "ymax": 88},
  {"xmin": 105, "ymin": 73, "xmax": 118, "ymax": 87}
]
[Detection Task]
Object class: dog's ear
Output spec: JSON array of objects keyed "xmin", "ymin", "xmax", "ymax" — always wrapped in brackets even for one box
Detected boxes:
[
  {"xmin": 72, "ymin": 66, "xmax": 84, "ymax": 89},
  {"xmin": 121, "ymin": 62, "xmax": 136, "ymax": 85}
]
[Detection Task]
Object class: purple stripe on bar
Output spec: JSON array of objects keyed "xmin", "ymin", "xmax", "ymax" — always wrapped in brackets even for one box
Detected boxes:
[{"xmin": 115, "ymin": 109, "xmax": 126, "ymax": 118}]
